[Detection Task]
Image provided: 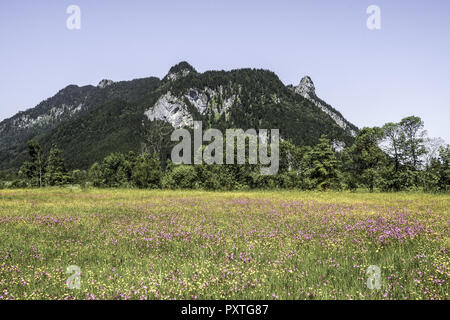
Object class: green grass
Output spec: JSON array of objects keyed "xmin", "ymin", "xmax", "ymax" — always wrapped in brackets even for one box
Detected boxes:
[{"xmin": 0, "ymin": 188, "xmax": 448, "ymax": 300}]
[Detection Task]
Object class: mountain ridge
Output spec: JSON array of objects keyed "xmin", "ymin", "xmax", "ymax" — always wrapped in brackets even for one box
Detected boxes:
[{"xmin": 0, "ymin": 62, "xmax": 359, "ymax": 170}]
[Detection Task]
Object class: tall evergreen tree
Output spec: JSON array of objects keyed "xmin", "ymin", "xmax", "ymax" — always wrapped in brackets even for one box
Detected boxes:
[
  {"xmin": 19, "ymin": 140, "xmax": 45, "ymax": 187},
  {"xmin": 302, "ymin": 135, "xmax": 341, "ymax": 190},
  {"xmin": 44, "ymin": 145, "xmax": 68, "ymax": 186}
]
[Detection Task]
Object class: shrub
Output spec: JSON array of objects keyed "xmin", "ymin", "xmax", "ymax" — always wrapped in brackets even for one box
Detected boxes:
[{"xmin": 162, "ymin": 165, "xmax": 198, "ymax": 189}]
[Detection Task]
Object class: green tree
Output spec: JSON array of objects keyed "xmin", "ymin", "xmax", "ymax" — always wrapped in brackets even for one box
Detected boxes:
[
  {"xmin": 132, "ymin": 153, "xmax": 162, "ymax": 189},
  {"xmin": 399, "ymin": 116, "xmax": 427, "ymax": 170},
  {"xmin": 89, "ymin": 162, "xmax": 103, "ymax": 187},
  {"xmin": 100, "ymin": 153, "xmax": 134, "ymax": 187},
  {"xmin": 44, "ymin": 145, "xmax": 68, "ymax": 186},
  {"xmin": 344, "ymin": 127, "xmax": 386, "ymax": 192},
  {"xmin": 382, "ymin": 116, "xmax": 428, "ymax": 190},
  {"xmin": 162, "ymin": 164, "xmax": 198, "ymax": 189},
  {"xmin": 382, "ymin": 122, "xmax": 403, "ymax": 173},
  {"xmin": 302, "ymin": 135, "xmax": 341, "ymax": 190},
  {"xmin": 71, "ymin": 169, "xmax": 88, "ymax": 187},
  {"xmin": 19, "ymin": 140, "xmax": 45, "ymax": 187},
  {"xmin": 427, "ymin": 145, "xmax": 450, "ymax": 191},
  {"xmin": 278, "ymin": 140, "xmax": 304, "ymax": 174},
  {"xmin": 437, "ymin": 145, "xmax": 450, "ymax": 191}
]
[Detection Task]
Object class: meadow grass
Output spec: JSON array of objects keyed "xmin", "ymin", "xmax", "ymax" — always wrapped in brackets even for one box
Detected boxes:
[{"xmin": 0, "ymin": 188, "xmax": 448, "ymax": 300}]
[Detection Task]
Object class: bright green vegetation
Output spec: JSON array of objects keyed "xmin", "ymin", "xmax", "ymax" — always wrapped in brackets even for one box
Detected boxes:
[
  {"xmin": 3, "ymin": 116, "xmax": 449, "ymax": 193},
  {"xmin": 0, "ymin": 189, "xmax": 448, "ymax": 300}
]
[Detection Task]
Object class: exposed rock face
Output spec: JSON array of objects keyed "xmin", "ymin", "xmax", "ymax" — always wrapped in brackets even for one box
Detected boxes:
[
  {"xmin": 292, "ymin": 76, "xmax": 357, "ymax": 137},
  {"xmin": 332, "ymin": 140, "xmax": 346, "ymax": 153},
  {"xmin": 98, "ymin": 79, "xmax": 114, "ymax": 88},
  {"xmin": 145, "ymin": 87, "xmax": 236, "ymax": 128},
  {"xmin": 294, "ymin": 76, "xmax": 315, "ymax": 99},
  {"xmin": 12, "ymin": 103, "xmax": 84, "ymax": 129},
  {"xmin": 145, "ymin": 92, "xmax": 193, "ymax": 128},
  {"xmin": 166, "ymin": 69, "xmax": 191, "ymax": 81}
]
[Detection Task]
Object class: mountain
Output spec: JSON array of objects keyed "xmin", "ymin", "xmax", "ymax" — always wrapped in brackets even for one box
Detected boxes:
[
  {"xmin": 288, "ymin": 76, "xmax": 358, "ymax": 150},
  {"xmin": 0, "ymin": 62, "xmax": 358, "ymax": 171},
  {"xmin": 0, "ymin": 77, "xmax": 160, "ymax": 169}
]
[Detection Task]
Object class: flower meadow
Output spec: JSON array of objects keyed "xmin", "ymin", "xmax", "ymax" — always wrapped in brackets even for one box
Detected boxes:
[{"xmin": 0, "ymin": 189, "xmax": 448, "ymax": 300}]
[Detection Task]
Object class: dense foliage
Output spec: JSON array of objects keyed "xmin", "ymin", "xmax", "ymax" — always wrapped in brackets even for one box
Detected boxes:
[{"xmin": 1, "ymin": 115, "xmax": 448, "ymax": 192}]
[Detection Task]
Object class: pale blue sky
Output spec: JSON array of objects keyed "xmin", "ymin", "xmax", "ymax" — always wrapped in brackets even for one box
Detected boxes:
[{"xmin": 1, "ymin": 0, "xmax": 449, "ymax": 142}]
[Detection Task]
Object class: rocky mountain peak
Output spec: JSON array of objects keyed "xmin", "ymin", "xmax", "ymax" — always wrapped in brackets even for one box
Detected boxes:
[
  {"xmin": 98, "ymin": 79, "xmax": 114, "ymax": 89},
  {"xmin": 165, "ymin": 61, "xmax": 197, "ymax": 81},
  {"xmin": 294, "ymin": 76, "xmax": 315, "ymax": 98},
  {"xmin": 289, "ymin": 75, "xmax": 357, "ymax": 137}
]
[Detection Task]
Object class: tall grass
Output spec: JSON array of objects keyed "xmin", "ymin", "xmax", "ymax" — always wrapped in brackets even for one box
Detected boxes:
[{"xmin": 0, "ymin": 188, "xmax": 448, "ymax": 299}]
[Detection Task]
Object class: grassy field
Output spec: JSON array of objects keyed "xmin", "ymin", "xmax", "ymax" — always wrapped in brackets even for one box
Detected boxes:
[{"xmin": 0, "ymin": 188, "xmax": 448, "ymax": 300}]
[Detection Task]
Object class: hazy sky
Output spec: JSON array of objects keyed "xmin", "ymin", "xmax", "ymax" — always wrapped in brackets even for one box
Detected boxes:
[{"xmin": 1, "ymin": 0, "xmax": 449, "ymax": 142}]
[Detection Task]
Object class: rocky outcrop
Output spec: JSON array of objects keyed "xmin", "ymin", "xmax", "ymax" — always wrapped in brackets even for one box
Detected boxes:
[
  {"xmin": 12, "ymin": 103, "xmax": 84, "ymax": 129},
  {"xmin": 165, "ymin": 61, "xmax": 196, "ymax": 82},
  {"xmin": 98, "ymin": 79, "xmax": 114, "ymax": 88},
  {"xmin": 145, "ymin": 87, "xmax": 236, "ymax": 128},
  {"xmin": 145, "ymin": 92, "xmax": 193, "ymax": 128},
  {"xmin": 292, "ymin": 76, "xmax": 357, "ymax": 137},
  {"xmin": 166, "ymin": 69, "xmax": 191, "ymax": 81}
]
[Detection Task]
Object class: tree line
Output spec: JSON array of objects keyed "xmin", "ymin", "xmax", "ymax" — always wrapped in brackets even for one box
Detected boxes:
[{"xmin": 1, "ymin": 115, "xmax": 448, "ymax": 192}]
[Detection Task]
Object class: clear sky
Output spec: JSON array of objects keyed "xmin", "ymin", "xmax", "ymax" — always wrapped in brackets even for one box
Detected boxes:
[{"xmin": 1, "ymin": 0, "xmax": 449, "ymax": 142}]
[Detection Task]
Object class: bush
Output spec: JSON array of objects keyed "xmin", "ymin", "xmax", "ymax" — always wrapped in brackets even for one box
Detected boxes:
[
  {"xmin": 89, "ymin": 162, "xmax": 104, "ymax": 187},
  {"xmin": 71, "ymin": 170, "xmax": 88, "ymax": 187},
  {"xmin": 196, "ymin": 165, "xmax": 242, "ymax": 190},
  {"xmin": 8, "ymin": 180, "xmax": 29, "ymax": 189},
  {"xmin": 132, "ymin": 154, "xmax": 161, "ymax": 189},
  {"xmin": 162, "ymin": 165, "xmax": 199, "ymax": 189}
]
